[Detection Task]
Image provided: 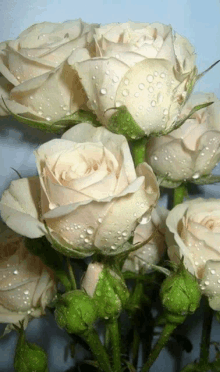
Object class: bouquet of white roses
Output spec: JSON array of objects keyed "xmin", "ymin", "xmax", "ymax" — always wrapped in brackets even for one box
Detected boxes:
[{"xmin": 0, "ymin": 19, "xmax": 220, "ymax": 372}]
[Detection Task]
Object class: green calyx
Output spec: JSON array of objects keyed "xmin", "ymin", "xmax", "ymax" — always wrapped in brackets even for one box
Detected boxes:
[
  {"xmin": 107, "ymin": 106, "xmax": 145, "ymax": 140},
  {"xmin": 160, "ymin": 263, "xmax": 201, "ymax": 324},
  {"xmin": 14, "ymin": 326, "xmax": 48, "ymax": 372},
  {"xmin": 55, "ymin": 290, "xmax": 98, "ymax": 334},
  {"xmin": 93, "ymin": 267, "xmax": 129, "ymax": 319}
]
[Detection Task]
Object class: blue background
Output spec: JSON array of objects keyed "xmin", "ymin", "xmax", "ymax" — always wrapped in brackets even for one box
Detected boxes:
[{"xmin": 0, "ymin": 0, "xmax": 220, "ymax": 370}]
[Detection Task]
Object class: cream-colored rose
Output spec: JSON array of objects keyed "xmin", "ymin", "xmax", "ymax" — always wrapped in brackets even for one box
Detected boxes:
[
  {"xmin": 0, "ymin": 222, "xmax": 56, "ymax": 324},
  {"xmin": 146, "ymin": 93, "xmax": 220, "ymax": 187},
  {"xmin": 0, "ymin": 20, "xmax": 98, "ymax": 122},
  {"xmin": 70, "ymin": 21, "xmax": 196, "ymax": 136},
  {"xmin": 122, "ymin": 205, "xmax": 168, "ymax": 273},
  {"xmin": 166, "ymin": 198, "xmax": 220, "ymax": 310},
  {"xmin": 0, "ymin": 123, "xmax": 159, "ymax": 257}
]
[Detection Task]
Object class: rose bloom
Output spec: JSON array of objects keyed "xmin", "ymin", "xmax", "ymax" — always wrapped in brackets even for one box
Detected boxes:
[
  {"xmin": 122, "ymin": 206, "xmax": 168, "ymax": 273},
  {"xmin": 0, "ymin": 222, "xmax": 56, "ymax": 324},
  {"xmin": 0, "ymin": 123, "xmax": 159, "ymax": 257},
  {"xmin": 71, "ymin": 21, "xmax": 196, "ymax": 136},
  {"xmin": 166, "ymin": 198, "xmax": 220, "ymax": 310},
  {"xmin": 146, "ymin": 93, "xmax": 220, "ymax": 187},
  {"xmin": 0, "ymin": 20, "xmax": 98, "ymax": 122}
]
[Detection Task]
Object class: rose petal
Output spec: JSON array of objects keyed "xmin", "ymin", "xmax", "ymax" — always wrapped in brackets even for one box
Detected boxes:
[
  {"xmin": 115, "ymin": 58, "xmax": 179, "ymax": 134},
  {"xmin": 0, "ymin": 177, "xmax": 46, "ymax": 238},
  {"xmin": 0, "ymin": 77, "xmax": 14, "ymax": 115},
  {"xmin": 73, "ymin": 57, "xmax": 129, "ymax": 125},
  {"xmin": 194, "ymin": 131, "xmax": 220, "ymax": 175}
]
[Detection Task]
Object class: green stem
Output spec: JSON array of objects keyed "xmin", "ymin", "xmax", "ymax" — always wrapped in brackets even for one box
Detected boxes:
[
  {"xmin": 66, "ymin": 258, "xmax": 77, "ymax": 290},
  {"xmin": 82, "ymin": 328, "xmax": 113, "ymax": 372},
  {"xmin": 173, "ymin": 183, "xmax": 188, "ymax": 206},
  {"xmin": 131, "ymin": 137, "xmax": 148, "ymax": 167},
  {"xmin": 141, "ymin": 322, "xmax": 177, "ymax": 372},
  {"xmin": 106, "ymin": 318, "xmax": 121, "ymax": 372},
  {"xmin": 199, "ymin": 297, "xmax": 213, "ymax": 367}
]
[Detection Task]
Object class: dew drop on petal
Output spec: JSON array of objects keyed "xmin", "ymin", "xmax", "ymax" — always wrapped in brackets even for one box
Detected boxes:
[
  {"xmin": 138, "ymin": 83, "xmax": 145, "ymax": 90},
  {"xmin": 151, "ymin": 100, "xmax": 156, "ymax": 107},
  {"xmin": 100, "ymin": 88, "xmax": 107, "ymax": 95},
  {"xmin": 124, "ymin": 78, "xmax": 129, "ymax": 85},
  {"xmin": 192, "ymin": 172, "xmax": 200, "ymax": 179},
  {"xmin": 122, "ymin": 89, "xmax": 129, "ymax": 97},
  {"xmin": 87, "ymin": 227, "xmax": 94, "ymax": 235},
  {"xmin": 147, "ymin": 75, "xmax": 153, "ymax": 83},
  {"xmin": 13, "ymin": 270, "xmax": 18, "ymax": 275}
]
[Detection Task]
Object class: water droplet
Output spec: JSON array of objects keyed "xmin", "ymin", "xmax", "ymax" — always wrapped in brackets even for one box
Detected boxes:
[
  {"xmin": 160, "ymin": 73, "xmax": 166, "ymax": 78},
  {"xmin": 122, "ymin": 231, "xmax": 127, "ymax": 236},
  {"xmin": 24, "ymin": 290, "xmax": 29, "ymax": 295},
  {"xmin": 151, "ymin": 100, "xmax": 156, "ymax": 107},
  {"xmin": 13, "ymin": 270, "xmax": 18, "ymax": 275},
  {"xmin": 98, "ymin": 218, "xmax": 102, "ymax": 223},
  {"xmin": 192, "ymin": 172, "xmax": 200, "ymax": 179},
  {"xmin": 204, "ymin": 281, "xmax": 210, "ymax": 285},
  {"xmin": 80, "ymin": 234, "xmax": 84, "ymax": 239},
  {"xmin": 46, "ymin": 116, "xmax": 51, "ymax": 121},
  {"xmin": 95, "ymin": 65, "xmax": 99, "ymax": 70},
  {"xmin": 84, "ymin": 238, "xmax": 89, "ymax": 243},
  {"xmin": 38, "ymin": 110, "xmax": 43, "ymax": 116},
  {"xmin": 30, "ymin": 96, "xmax": 33, "ymax": 100},
  {"xmin": 134, "ymin": 92, "xmax": 139, "ymax": 98},
  {"xmin": 87, "ymin": 227, "xmax": 94, "ymax": 235},
  {"xmin": 124, "ymin": 78, "xmax": 129, "ymax": 85},
  {"xmin": 153, "ymin": 155, "xmax": 158, "ymax": 161},
  {"xmin": 147, "ymin": 75, "xmax": 153, "ymax": 83},
  {"xmin": 138, "ymin": 83, "xmax": 145, "ymax": 90},
  {"xmin": 148, "ymin": 87, "xmax": 154, "ymax": 93},
  {"xmin": 157, "ymin": 93, "xmax": 163, "ymax": 104},
  {"xmin": 154, "ymin": 71, "xmax": 158, "ymax": 76},
  {"xmin": 157, "ymin": 82, "xmax": 162, "ymax": 89},
  {"xmin": 115, "ymin": 54, "xmax": 120, "ymax": 59},
  {"xmin": 111, "ymin": 245, "xmax": 117, "ymax": 250},
  {"xmin": 218, "ymin": 279, "xmax": 220, "ymax": 284},
  {"xmin": 100, "ymin": 88, "xmax": 107, "ymax": 95},
  {"xmin": 163, "ymin": 109, "xmax": 168, "ymax": 115},
  {"xmin": 112, "ymin": 76, "xmax": 119, "ymax": 83},
  {"xmin": 92, "ymin": 75, "xmax": 96, "ymax": 80},
  {"xmin": 211, "ymin": 269, "xmax": 216, "ymax": 275},
  {"xmin": 138, "ymin": 105, "xmax": 143, "ymax": 110},
  {"xmin": 105, "ymin": 70, "xmax": 110, "ymax": 75},
  {"xmin": 122, "ymin": 89, "xmax": 129, "ymax": 97}
]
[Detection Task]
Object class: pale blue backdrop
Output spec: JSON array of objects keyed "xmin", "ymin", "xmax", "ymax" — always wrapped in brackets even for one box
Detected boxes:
[{"xmin": 0, "ymin": 0, "xmax": 220, "ymax": 371}]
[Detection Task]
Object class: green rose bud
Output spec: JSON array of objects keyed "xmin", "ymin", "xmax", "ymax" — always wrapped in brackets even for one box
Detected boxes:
[
  {"xmin": 160, "ymin": 263, "xmax": 201, "ymax": 324},
  {"xmin": 55, "ymin": 290, "xmax": 98, "ymax": 334},
  {"xmin": 14, "ymin": 325, "xmax": 48, "ymax": 372},
  {"xmin": 82, "ymin": 263, "xmax": 129, "ymax": 319}
]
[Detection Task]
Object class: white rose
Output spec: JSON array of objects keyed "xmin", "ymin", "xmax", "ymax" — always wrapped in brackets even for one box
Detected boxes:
[
  {"xmin": 166, "ymin": 198, "xmax": 220, "ymax": 310},
  {"xmin": 0, "ymin": 222, "xmax": 56, "ymax": 324},
  {"xmin": 146, "ymin": 93, "xmax": 220, "ymax": 186},
  {"xmin": 70, "ymin": 21, "xmax": 196, "ymax": 137},
  {"xmin": 122, "ymin": 206, "xmax": 168, "ymax": 273},
  {"xmin": 0, "ymin": 123, "xmax": 159, "ymax": 257},
  {"xmin": 0, "ymin": 20, "xmax": 98, "ymax": 122}
]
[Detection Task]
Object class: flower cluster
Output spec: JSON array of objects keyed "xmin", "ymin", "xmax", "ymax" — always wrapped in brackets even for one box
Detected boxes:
[{"xmin": 0, "ymin": 19, "xmax": 220, "ymax": 371}]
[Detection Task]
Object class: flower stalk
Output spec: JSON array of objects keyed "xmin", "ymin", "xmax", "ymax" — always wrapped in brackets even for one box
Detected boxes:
[{"xmin": 106, "ymin": 317, "xmax": 122, "ymax": 372}]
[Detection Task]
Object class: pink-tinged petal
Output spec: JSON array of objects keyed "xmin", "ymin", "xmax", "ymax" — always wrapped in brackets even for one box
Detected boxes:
[
  {"xmin": 0, "ymin": 177, "xmax": 46, "ymax": 238},
  {"xmin": 136, "ymin": 162, "xmax": 159, "ymax": 206},
  {"xmin": 62, "ymin": 124, "xmax": 137, "ymax": 183}
]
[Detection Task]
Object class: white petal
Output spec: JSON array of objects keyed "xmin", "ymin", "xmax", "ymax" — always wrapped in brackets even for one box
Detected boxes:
[
  {"xmin": 116, "ymin": 58, "xmax": 179, "ymax": 134},
  {"xmin": 0, "ymin": 177, "xmax": 46, "ymax": 238}
]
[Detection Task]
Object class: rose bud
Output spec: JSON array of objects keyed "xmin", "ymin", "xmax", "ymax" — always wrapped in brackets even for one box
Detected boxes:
[
  {"xmin": 0, "ymin": 123, "xmax": 159, "ymax": 258},
  {"xmin": 146, "ymin": 93, "xmax": 220, "ymax": 187},
  {"xmin": 82, "ymin": 262, "xmax": 129, "ymax": 319},
  {"xmin": 55, "ymin": 290, "xmax": 98, "ymax": 334},
  {"xmin": 71, "ymin": 22, "xmax": 197, "ymax": 139},
  {"xmin": 166, "ymin": 198, "xmax": 220, "ymax": 311},
  {"xmin": 160, "ymin": 263, "xmax": 201, "ymax": 324},
  {"xmin": 14, "ymin": 324, "xmax": 48, "ymax": 372},
  {"xmin": 122, "ymin": 206, "xmax": 168, "ymax": 273},
  {"xmin": 0, "ymin": 222, "xmax": 56, "ymax": 328}
]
